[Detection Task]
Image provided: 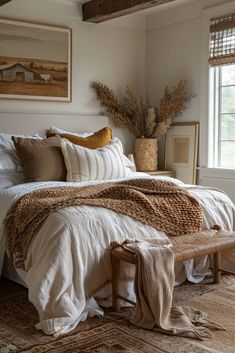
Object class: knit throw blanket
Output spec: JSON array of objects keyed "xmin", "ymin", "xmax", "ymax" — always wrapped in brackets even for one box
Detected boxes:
[
  {"xmin": 4, "ymin": 179, "xmax": 203, "ymax": 269},
  {"xmin": 116, "ymin": 238, "xmax": 224, "ymax": 340}
]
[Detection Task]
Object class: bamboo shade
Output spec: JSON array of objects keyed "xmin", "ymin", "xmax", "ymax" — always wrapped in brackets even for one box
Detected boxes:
[{"xmin": 209, "ymin": 13, "xmax": 235, "ymax": 66}]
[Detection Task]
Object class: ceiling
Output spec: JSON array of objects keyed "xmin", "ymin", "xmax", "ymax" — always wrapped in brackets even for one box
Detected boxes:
[
  {"xmin": 62, "ymin": 0, "xmax": 196, "ymax": 13},
  {"xmin": 1, "ymin": 0, "xmax": 198, "ymax": 20}
]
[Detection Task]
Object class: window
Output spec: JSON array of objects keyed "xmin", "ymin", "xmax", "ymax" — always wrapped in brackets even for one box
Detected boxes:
[
  {"xmin": 208, "ymin": 13, "xmax": 235, "ymax": 168},
  {"xmin": 210, "ymin": 64, "xmax": 235, "ymax": 167}
]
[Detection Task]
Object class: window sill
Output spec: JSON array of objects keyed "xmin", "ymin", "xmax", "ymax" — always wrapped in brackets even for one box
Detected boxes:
[{"xmin": 199, "ymin": 167, "xmax": 235, "ymax": 180}]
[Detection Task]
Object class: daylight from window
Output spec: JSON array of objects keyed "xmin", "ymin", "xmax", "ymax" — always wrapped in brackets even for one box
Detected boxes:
[{"xmin": 219, "ymin": 64, "xmax": 235, "ymax": 167}]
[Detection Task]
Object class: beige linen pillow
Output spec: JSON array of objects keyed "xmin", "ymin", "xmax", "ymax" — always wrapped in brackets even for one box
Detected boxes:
[
  {"xmin": 12, "ymin": 136, "xmax": 66, "ymax": 182},
  {"xmin": 61, "ymin": 137, "xmax": 132, "ymax": 182}
]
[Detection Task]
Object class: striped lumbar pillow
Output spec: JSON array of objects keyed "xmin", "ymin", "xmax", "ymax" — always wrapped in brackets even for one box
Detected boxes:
[{"xmin": 61, "ymin": 137, "xmax": 133, "ymax": 182}]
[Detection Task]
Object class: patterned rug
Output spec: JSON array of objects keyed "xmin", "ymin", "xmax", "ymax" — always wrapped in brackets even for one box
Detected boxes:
[{"xmin": 0, "ymin": 275, "xmax": 235, "ymax": 353}]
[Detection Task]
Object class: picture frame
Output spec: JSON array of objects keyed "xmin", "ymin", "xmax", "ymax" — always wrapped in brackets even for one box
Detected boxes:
[
  {"xmin": 0, "ymin": 18, "xmax": 72, "ymax": 102},
  {"xmin": 164, "ymin": 123, "xmax": 199, "ymax": 184}
]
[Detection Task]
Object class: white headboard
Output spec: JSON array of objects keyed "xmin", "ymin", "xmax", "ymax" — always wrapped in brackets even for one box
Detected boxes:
[
  {"xmin": 0, "ymin": 112, "xmax": 134, "ymax": 153},
  {"xmin": 0, "ymin": 112, "xmax": 108, "ymax": 135}
]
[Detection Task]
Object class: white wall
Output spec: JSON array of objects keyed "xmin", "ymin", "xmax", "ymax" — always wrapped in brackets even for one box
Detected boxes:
[
  {"xmin": 146, "ymin": 0, "xmax": 235, "ymax": 202},
  {"xmin": 1, "ymin": 0, "xmax": 235, "ymax": 201},
  {"xmin": 146, "ymin": 0, "xmax": 233, "ymax": 120},
  {"xmin": 0, "ymin": 0, "xmax": 146, "ymax": 153}
]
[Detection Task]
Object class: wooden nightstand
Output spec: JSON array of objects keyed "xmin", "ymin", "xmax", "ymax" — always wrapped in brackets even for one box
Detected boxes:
[{"xmin": 143, "ymin": 170, "xmax": 174, "ymax": 178}]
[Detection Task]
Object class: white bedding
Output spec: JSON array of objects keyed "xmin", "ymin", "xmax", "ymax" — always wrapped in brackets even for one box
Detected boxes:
[{"xmin": 0, "ymin": 173, "xmax": 235, "ymax": 335}]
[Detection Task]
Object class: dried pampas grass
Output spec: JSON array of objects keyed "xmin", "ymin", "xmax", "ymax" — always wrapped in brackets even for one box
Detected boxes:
[{"xmin": 92, "ymin": 80, "xmax": 193, "ymax": 139}]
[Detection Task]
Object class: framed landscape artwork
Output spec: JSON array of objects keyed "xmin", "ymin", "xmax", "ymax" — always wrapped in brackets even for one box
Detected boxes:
[
  {"xmin": 0, "ymin": 18, "xmax": 71, "ymax": 102},
  {"xmin": 164, "ymin": 123, "xmax": 199, "ymax": 184}
]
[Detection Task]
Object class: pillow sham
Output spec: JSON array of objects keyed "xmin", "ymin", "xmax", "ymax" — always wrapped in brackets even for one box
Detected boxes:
[
  {"xmin": 0, "ymin": 133, "xmax": 41, "ymax": 171},
  {"xmin": 0, "ymin": 171, "xmax": 24, "ymax": 189},
  {"xmin": 46, "ymin": 127, "xmax": 112, "ymax": 149},
  {"xmin": 61, "ymin": 137, "xmax": 132, "ymax": 182},
  {"xmin": 12, "ymin": 136, "xmax": 66, "ymax": 182}
]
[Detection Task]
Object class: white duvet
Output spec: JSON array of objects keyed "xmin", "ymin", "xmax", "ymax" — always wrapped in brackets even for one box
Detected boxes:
[{"xmin": 0, "ymin": 173, "xmax": 235, "ymax": 335}]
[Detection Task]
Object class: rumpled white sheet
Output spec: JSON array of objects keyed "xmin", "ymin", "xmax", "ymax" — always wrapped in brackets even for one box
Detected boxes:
[{"xmin": 0, "ymin": 173, "xmax": 234, "ymax": 335}]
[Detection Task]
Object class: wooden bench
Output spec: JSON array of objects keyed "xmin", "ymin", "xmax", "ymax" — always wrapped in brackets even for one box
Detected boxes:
[{"xmin": 110, "ymin": 231, "xmax": 235, "ymax": 311}]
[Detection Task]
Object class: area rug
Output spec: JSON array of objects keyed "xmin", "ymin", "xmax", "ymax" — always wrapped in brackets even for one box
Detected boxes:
[{"xmin": 0, "ymin": 276, "xmax": 235, "ymax": 353}]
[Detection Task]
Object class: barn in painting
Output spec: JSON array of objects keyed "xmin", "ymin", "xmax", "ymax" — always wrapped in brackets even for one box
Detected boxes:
[{"xmin": 0, "ymin": 63, "xmax": 35, "ymax": 82}]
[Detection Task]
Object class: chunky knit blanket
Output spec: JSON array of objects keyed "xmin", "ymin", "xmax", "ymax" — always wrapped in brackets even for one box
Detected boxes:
[{"xmin": 4, "ymin": 179, "xmax": 203, "ymax": 269}]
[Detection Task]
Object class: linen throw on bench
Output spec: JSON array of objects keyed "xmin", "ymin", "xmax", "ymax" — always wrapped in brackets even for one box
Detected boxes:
[
  {"xmin": 112, "ymin": 238, "xmax": 224, "ymax": 340},
  {"xmin": 4, "ymin": 179, "xmax": 203, "ymax": 269}
]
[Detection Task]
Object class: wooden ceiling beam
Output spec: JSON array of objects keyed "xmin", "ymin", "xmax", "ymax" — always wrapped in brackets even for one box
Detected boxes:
[
  {"xmin": 0, "ymin": 0, "xmax": 12, "ymax": 6},
  {"xmin": 83, "ymin": 0, "xmax": 175, "ymax": 23}
]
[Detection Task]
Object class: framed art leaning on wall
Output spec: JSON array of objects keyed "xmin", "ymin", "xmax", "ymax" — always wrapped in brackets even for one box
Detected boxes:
[
  {"xmin": 0, "ymin": 18, "xmax": 71, "ymax": 102},
  {"xmin": 164, "ymin": 123, "xmax": 199, "ymax": 184}
]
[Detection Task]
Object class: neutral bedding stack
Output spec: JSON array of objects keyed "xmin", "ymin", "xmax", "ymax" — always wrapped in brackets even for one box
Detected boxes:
[{"xmin": 4, "ymin": 178, "xmax": 203, "ymax": 269}]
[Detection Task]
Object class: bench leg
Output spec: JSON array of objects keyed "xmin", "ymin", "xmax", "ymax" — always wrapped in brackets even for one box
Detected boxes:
[
  {"xmin": 111, "ymin": 255, "xmax": 121, "ymax": 312},
  {"xmin": 213, "ymin": 252, "xmax": 221, "ymax": 284}
]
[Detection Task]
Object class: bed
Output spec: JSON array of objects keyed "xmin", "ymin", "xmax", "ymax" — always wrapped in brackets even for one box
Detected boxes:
[{"xmin": 0, "ymin": 129, "xmax": 235, "ymax": 336}]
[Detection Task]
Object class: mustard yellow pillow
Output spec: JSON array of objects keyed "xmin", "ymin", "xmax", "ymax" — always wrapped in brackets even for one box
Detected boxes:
[{"xmin": 46, "ymin": 127, "xmax": 112, "ymax": 149}]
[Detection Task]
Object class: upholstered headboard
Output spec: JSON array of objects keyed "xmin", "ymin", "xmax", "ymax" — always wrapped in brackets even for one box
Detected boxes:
[{"xmin": 0, "ymin": 112, "xmax": 133, "ymax": 153}]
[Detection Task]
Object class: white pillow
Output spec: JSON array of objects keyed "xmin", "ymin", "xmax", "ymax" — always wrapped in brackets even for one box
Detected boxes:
[
  {"xmin": 0, "ymin": 133, "xmax": 41, "ymax": 171},
  {"xmin": 50, "ymin": 126, "xmax": 92, "ymax": 138},
  {"xmin": 61, "ymin": 137, "xmax": 133, "ymax": 182},
  {"xmin": 0, "ymin": 171, "xmax": 24, "ymax": 189}
]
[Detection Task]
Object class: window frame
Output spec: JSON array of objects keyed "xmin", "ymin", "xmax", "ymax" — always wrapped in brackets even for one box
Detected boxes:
[{"xmin": 200, "ymin": 2, "xmax": 235, "ymax": 179}]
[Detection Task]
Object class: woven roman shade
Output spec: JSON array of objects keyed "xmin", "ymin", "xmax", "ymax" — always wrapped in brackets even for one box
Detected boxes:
[{"xmin": 209, "ymin": 13, "xmax": 235, "ymax": 66}]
